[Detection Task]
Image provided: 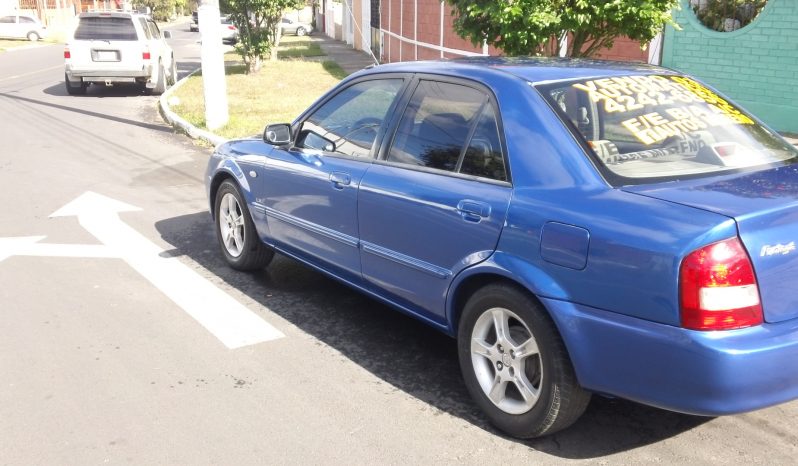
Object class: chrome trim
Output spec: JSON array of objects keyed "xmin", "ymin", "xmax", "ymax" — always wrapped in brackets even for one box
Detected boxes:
[{"xmin": 360, "ymin": 241, "xmax": 452, "ymax": 279}]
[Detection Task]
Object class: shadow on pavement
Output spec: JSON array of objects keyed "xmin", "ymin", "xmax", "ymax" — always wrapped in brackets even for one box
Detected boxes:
[
  {"xmin": 5, "ymin": 86, "xmax": 174, "ymax": 133},
  {"xmin": 155, "ymin": 211, "xmax": 711, "ymax": 459}
]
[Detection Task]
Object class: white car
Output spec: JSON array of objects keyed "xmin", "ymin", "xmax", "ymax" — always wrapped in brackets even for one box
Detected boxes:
[
  {"xmin": 280, "ymin": 17, "xmax": 312, "ymax": 36},
  {"xmin": 220, "ymin": 16, "xmax": 239, "ymax": 44},
  {"xmin": 0, "ymin": 14, "xmax": 47, "ymax": 41},
  {"xmin": 64, "ymin": 11, "xmax": 177, "ymax": 96}
]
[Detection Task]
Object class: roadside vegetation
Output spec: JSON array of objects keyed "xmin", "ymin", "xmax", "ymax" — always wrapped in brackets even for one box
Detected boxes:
[{"xmin": 169, "ymin": 36, "xmax": 347, "ymax": 140}]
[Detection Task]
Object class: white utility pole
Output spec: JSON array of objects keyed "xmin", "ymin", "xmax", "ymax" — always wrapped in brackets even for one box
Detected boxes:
[{"xmin": 198, "ymin": 0, "xmax": 229, "ymax": 130}]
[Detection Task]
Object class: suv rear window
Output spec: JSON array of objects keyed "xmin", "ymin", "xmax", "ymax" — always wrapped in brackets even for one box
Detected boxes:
[
  {"xmin": 537, "ymin": 75, "xmax": 798, "ymax": 184},
  {"xmin": 74, "ymin": 17, "xmax": 138, "ymax": 41}
]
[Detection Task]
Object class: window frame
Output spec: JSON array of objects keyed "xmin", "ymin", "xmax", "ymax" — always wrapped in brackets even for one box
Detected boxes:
[
  {"xmin": 376, "ymin": 74, "xmax": 512, "ymax": 186},
  {"xmin": 289, "ymin": 73, "xmax": 412, "ymax": 162}
]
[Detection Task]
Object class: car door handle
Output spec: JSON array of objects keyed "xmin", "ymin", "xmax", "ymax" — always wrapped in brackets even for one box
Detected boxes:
[
  {"xmin": 457, "ymin": 200, "xmax": 491, "ymax": 222},
  {"xmin": 330, "ymin": 172, "xmax": 351, "ymax": 189}
]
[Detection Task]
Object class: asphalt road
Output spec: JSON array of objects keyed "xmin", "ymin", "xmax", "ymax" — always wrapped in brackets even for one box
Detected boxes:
[{"xmin": 1, "ymin": 23, "xmax": 797, "ymax": 464}]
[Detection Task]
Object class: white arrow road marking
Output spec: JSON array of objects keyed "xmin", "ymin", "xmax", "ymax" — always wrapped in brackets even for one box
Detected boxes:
[
  {"xmin": 12, "ymin": 191, "xmax": 287, "ymax": 349},
  {"xmin": 0, "ymin": 236, "xmax": 117, "ymax": 261}
]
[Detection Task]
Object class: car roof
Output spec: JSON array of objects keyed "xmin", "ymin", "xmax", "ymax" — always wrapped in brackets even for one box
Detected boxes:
[
  {"xmin": 365, "ymin": 57, "xmax": 676, "ymax": 85},
  {"xmin": 78, "ymin": 11, "xmax": 147, "ymax": 19}
]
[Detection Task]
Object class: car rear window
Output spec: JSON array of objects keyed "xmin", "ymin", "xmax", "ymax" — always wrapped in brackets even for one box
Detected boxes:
[
  {"xmin": 74, "ymin": 17, "xmax": 138, "ymax": 41},
  {"xmin": 536, "ymin": 75, "xmax": 798, "ymax": 184}
]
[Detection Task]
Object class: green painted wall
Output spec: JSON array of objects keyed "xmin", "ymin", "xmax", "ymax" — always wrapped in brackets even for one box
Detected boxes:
[{"xmin": 662, "ymin": 0, "xmax": 798, "ymax": 133}]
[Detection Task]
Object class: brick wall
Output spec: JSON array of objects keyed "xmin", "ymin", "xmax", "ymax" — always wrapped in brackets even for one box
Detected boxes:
[
  {"xmin": 378, "ymin": 1, "xmax": 648, "ymax": 64},
  {"xmin": 662, "ymin": 0, "xmax": 798, "ymax": 132}
]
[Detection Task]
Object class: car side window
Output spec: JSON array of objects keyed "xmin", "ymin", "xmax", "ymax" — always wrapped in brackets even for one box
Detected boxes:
[
  {"xmin": 138, "ymin": 18, "xmax": 152, "ymax": 39},
  {"xmin": 386, "ymin": 80, "xmax": 506, "ymax": 180},
  {"xmin": 147, "ymin": 21, "xmax": 160, "ymax": 39},
  {"xmin": 20, "ymin": 16, "xmax": 34, "ymax": 24},
  {"xmin": 459, "ymin": 105, "xmax": 507, "ymax": 181},
  {"xmin": 296, "ymin": 79, "xmax": 404, "ymax": 158},
  {"xmin": 0, "ymin": 16, "xmax": 15, "ymax": 23}
]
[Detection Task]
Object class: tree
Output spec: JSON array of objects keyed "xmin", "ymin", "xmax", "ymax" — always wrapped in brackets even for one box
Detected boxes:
[
  {"xmin": 136, "ymin": 0, "xmax": 180, "ymax": 21},
  {"xmin": 221, "ymin": 0, "xmax": 304, "ymax": 74},
  {"xmin": 445, "ymin": 0, "xmax": 679, "ymax": 58}
]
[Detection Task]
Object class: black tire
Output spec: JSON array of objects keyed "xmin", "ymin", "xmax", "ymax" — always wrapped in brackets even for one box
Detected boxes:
[
  {"xmin": 214, "ymin": 180, "xmax": 274, "ymax": 271},
  {"xmin": 149, "ymin": 62, "xmax": 166, "ymax": 95},
  {"xmin": 27, "ymin": 31, "xmax": 40, "ymax": 41},
  {"xmin": 167, "ymin": 57, "xmax": 178, "ymax": 86},
  {"xmin": 64, "ymin": 73, "xmax": 87, "ymax": 96},
  {"xmin": 458, "ymin": 283, "xmax": 591, "ymax": 438},
  {"xmin": 296, "ymin": 26, "xmax": 306, "ymax": 37}
]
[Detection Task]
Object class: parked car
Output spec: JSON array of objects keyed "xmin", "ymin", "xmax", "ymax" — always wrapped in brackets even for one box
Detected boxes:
[
  {"xmin": 219, "ymin": 15, "xmax": 238, "ymax": 44},
  {"xmin": 0, "ymin": 14, "xmax": 46, "ymax": 41},
  {"xmin": 189, "ymin": 11, "xmax": 198, "ymax": 32},
  {"xmin": 64, "ymin": 11, "xmax": 177, "ymax": 96},
  {"xmin": 279, "ymin": 17, "xmax": 312, "ymax": 36},
  {"xmin": 205, "ymin": 58, "xmax": 798, "ymax": 438}
]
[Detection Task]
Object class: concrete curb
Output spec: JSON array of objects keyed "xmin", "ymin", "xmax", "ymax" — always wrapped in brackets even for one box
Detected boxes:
[{"xmin": 158, "ymin": 68, "xmax": 228, "ymax": 148}]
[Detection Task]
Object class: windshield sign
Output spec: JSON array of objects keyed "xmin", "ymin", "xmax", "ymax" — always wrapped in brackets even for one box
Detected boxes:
[{"xmin": 538, "ymin": 75, "xmax": 798, "ymax": 183}]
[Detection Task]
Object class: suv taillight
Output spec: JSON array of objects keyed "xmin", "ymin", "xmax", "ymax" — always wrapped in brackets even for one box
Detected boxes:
[
  {"xmin": 64, "ymin": 47, "xmax": 70, "ymax": 59},
  {"xmin": 143, "ymin": 48, "xmax": 151, "ymax": 60},
  {"xmin": 680, "ymin": 237, "xmax": 763, "ymax": 331}
]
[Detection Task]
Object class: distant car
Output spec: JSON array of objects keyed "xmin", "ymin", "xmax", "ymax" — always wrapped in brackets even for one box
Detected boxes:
[
  {"xmin": 280, "ymin": 17, "xmax": 312, "ymax": 36},
  {"xmin": 219, "ymin": 16, "xmax": 238, "ymax": 44},
  {"xmin": 189, "ymin": 11, "xmax": 198, "ymax": 32},
  {"xmin": 205, "ymin": 58, "xmax": 798, "ymax": 439},
  {"xmin": 64, "ymin": 11, "xmax": 177, "ymax": 95},
  {"xmin": 0, "ymin": 14, "xmax": 47, "ymax": 41}
]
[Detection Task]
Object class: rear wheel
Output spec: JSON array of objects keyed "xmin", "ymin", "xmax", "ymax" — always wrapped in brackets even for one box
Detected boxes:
[
  {"xmin": 64, "ymin": 73, "xmax": 87, "ymax": 96},
  {"xmin": 214, "ymin": 180, "xmax": 274, "ymax": 271},
  {"xmin": 458, "ymin": 283, "xmax": 591, "ymax": 438},
  {"xmin": 167, "ymin": 57, "xmax": 178, "ymax": 86},
  {"xmin": 296, "ymin": 26, "xmax": 306, "ymax": 36},
  {"xmin": 148, "ymin": 62, "xmax": 166, "ymax": 95},
  {"xmin": 27, "ymin": 31, "xmax": 40, "ymax": 41}
]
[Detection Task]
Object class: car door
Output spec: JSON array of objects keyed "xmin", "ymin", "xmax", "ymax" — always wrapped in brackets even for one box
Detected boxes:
[
  {"xmin": 247, "ymin": 77, "xmax": 406, "ymax": 282},
  {"xmin": 358, "ymin": 77, "xmax": 512, "ymax": 323},
  {"xmin": 0, "ymin": 15, "xmax": 20, "ymax": 38}
]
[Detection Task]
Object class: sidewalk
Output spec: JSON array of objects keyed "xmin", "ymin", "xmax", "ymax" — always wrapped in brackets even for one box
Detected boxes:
[{"xmin": 314, "ymin": 34, "xmax": 378, "ymax": 75}]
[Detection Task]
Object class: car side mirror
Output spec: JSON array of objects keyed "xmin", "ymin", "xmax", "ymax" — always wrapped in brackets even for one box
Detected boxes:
[
  {"xmin": 263, "ymin": 123, "xmax": 292, "ymax": 145},
  {"xmin": 163, "ymin": 30, "xmax": 172, "ymax": 39}
]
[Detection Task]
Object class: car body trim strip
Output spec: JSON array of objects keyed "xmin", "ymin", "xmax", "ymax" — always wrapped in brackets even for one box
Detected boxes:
[
  {"xmin": 253, "ymin": 202, "xmax": 359, "ymax": 248},
  {"xmin": 360, "ymin": 240, "xmax": 452, "ymax": 279}
]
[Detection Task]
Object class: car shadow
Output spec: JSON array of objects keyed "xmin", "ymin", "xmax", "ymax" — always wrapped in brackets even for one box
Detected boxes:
[{"xmin": 154, "ymin": 211, "xmax": 711, "ymax": 459}]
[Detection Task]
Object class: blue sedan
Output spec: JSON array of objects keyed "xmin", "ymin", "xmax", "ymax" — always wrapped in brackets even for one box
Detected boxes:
[{"xmin": 205, "ymin": 58, "xmax": 798, "ymax": 438}]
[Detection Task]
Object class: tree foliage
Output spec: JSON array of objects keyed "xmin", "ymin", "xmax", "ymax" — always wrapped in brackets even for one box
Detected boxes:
[
  {"xmin": 221, "ymin": 0, "xmax": 304, "ymax": 73},
  {"xmin": 446, "ymin": 0, "xmax": 679, "ymax": 58},
  {"xmin": 135, "ymin": 0, "xmax": 182, "ymax": 21}
]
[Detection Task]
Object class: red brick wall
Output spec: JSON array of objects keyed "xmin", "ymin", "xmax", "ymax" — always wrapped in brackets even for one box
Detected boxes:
[{"xmin": 379, "ymin": 1, "xmax": 648, "ymax": 64}]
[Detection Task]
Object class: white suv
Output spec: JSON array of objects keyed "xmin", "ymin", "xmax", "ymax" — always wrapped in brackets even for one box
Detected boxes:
[{"xmin": 64, "ymin": 12, "xmax": 177, "ymax": 96}]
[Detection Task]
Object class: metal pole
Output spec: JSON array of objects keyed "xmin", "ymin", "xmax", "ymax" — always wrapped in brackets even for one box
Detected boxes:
[{"xmin": 198, "ymin": 0, "xmax": 229, "ymax": 131}]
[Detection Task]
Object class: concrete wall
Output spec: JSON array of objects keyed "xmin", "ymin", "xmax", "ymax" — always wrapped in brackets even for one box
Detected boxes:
[{"xmin": 662, "ymin": 0, "xmax": 798, "ymax": 132}]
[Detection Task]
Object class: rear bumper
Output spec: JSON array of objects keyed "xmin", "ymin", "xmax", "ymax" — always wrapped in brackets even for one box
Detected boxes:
[
  {"xmin": 543, "ymin": 297, "xmax": 798, "ymax": 415},
  {"xmin": 66, "ymin": 65, "xmax": 152, "ymax": 82}
]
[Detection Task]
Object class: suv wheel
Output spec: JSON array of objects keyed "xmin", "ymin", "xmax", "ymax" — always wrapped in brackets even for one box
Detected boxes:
[
  {"xmin": 167, "ymin": 58, "xmax": 178, "ymax": 86},
  {"xmin": 64, "ymin": 73, "xmax": 87, "ymax": 96},
  {"xmin": 148, "ymin": 62, "xmax": 167, "ymax": 95},
  {"xmin": 27, "ymin": 31, "xmax": 40, "ymax": 41}
]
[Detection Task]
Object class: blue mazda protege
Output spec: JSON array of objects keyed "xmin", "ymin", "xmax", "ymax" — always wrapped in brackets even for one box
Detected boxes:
[{"xmin": 205, "ymin": 58, "xmax": 798, "ymax": 438}]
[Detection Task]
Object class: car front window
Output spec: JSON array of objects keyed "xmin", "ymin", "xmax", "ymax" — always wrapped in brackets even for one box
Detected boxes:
[
  {"xmin": 297, "ymin": 79, "xmax": 404, "ymax": 158},
  {"xmin": 537, "ymin": 75, "xmax": 798, "ymax": 183}
]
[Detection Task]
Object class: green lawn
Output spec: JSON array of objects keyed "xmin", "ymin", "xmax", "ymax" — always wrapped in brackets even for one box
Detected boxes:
[{"xmin": 170, "ymin": 59, "xmax": 346, "ymax": 140}]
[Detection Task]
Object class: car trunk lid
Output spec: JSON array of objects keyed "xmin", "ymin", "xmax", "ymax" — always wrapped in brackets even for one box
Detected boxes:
[{"xmin": 625, "ymin": 164, "xmax": 798, "ymax": 323}]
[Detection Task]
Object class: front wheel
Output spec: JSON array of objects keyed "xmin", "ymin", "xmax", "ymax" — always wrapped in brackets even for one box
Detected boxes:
[
  {"xmin": 214, "ymin": 180, "xmax": 274, "ymax": 271},
  {"xmin": 167, "ymin": 57, "xmax": 178, "ymax": 86},
  {"xmin": 458, "ymin": 284, "xmax": 591, "ymax": 438},
  {"xmin": 27, "ymin": 31, "xmax": 40, "ymax": 41},
  {"xmin": 296, "ymin": 27, "xmax": 306, "ymax": 37}
]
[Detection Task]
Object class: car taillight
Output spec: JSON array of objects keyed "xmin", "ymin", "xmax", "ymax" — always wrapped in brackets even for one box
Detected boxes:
[
  {"xmin": 143, "ymin": 49, "xmax": 151, "ymax": 60},
  {"xmin": 64, "ymin": 47, "xmax": 70, "ymax": 59},
  {"xmin": 680, "ymin": 237, "xmax": 763, "ymax": 331},
  {"xmin": 228, "ymin": 25, "xmax": 237, "ymax": 30}
]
